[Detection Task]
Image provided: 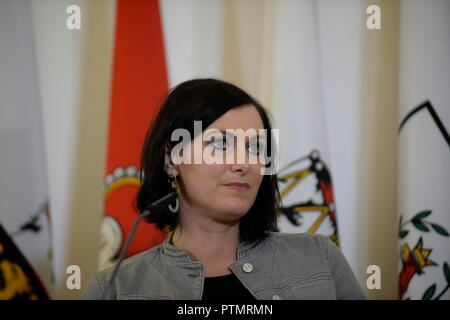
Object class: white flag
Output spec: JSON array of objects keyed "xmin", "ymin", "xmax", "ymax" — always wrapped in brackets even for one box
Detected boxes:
[
  {"xmin": 0, "ymin": 0, "xmax": 52, "ymax": 299},
  {"xmin": 266, "ymin": 0, "xmax": 339, "ymax": 245},
  {"xmin": 398, "ymin": 0, "xmax": 450, "ymax": 300}
]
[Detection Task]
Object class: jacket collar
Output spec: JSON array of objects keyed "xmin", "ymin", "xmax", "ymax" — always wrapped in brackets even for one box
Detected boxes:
[{"xmin": 161, "ymin": 231, "xmax": 265, "ymax": 263}]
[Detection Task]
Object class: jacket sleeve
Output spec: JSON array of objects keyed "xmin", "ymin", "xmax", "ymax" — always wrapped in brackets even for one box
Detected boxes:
[
  {"xmin": 322, "ymin": 236, "xmax": 367, "ymax": 300},
  {"xmin": 82, "ymin": 272, "xmax": 116, "ymax": 300}
]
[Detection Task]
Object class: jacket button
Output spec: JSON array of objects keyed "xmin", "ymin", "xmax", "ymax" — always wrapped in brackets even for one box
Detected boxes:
[
  {"xmin": 242, "ymin": 262, "xmax": 253, "ymax": 273},
  {"xmin": 272, "ymin": 295, "xmax": 282, "ymax": 300}
]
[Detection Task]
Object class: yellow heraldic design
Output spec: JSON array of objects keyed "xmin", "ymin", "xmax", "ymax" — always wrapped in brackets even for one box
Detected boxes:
[
  {"xmin": 0, "ymin": 243, "xmax": 37, "ymax": 300},
  {"xmin": 276, "ymin": 150, "xmax": 339, "ymax": 246},
  {"xmin": 278, "ymin": 168, "xmax": 329, "ymax": 232},
  {"xmin": 104, "ymin": 165, "xmax": 141, "ymax": 199},
  {"xmin": 402, "ymin": 237, "xmax": 437, "ymax": 270},
  {"xmin": 99, "ymin": 165, "xmax": 142, "ymax": 271}
]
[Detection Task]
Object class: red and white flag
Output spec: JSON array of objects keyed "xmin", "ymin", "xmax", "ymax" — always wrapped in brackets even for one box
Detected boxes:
[{"xmin": 99, "ymin": 0, "xmax": 169, "ymax": 270}]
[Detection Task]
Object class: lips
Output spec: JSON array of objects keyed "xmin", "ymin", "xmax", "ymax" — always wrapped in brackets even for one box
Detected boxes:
[{"xmin": 223, "ymin": 182, "xmax": 250, "ymax": 191}]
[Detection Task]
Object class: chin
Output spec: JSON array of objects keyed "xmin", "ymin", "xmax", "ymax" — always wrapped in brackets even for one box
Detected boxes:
[
  {"xmin": 221, "ymin": 202, "xmax": 251, "ymax": 218},
  {"xmin": 208, "ymin": 195, "xmax": 254, "ymax": 220}
]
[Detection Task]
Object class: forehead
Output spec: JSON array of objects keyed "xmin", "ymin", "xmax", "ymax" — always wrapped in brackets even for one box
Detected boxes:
[{"xmin": 205, "ymin": 104, "xmax": 264, "ymax": 131}]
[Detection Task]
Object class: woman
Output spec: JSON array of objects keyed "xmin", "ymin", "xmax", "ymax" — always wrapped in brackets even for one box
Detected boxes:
[{"xmin": 84, "ymin": 78, "xmax": 366, "ymax": 300}]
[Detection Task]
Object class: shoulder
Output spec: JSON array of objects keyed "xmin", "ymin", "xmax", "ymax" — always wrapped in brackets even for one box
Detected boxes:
[
  {"xmin": 267, "ymin": 232, "xmax": 366, "ymax": 299},
  {"xmin": 266, "ymin": 232, "xmax": 366, "ymax": 299},
  {"xmin": 265, "ymin": 232, "xmax": 338, "ymax": 274},
  {"xmin": 83, "ymin": 245, "xmax": 165, "ymax": 300},
  {"xmin": 268, "ymin": 231, "xmax": 330, "ymax": 255},
  {"xmin": 103, "ymin": 244, "xmax": 162, "ymax": 279}
]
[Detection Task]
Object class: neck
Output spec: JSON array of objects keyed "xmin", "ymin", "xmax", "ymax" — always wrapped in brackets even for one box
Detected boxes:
[{"xmin": 171, "ymin": 207, "xmax": 241, "ymax": 277}]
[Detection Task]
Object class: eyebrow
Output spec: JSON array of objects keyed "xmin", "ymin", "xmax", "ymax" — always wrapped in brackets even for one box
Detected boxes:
[{"xmin": 217, "ymin": 130, "xmax": 262, "ymax": 140}]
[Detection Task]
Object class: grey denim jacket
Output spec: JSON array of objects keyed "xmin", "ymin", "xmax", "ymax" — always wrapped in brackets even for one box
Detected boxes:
[{"xmin": 83, "ymin": 232, "xmax": 367, "ymax": 300}]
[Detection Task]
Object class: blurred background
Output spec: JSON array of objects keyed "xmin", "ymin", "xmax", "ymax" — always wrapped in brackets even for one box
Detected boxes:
[{"xmin": 0, "ymin": 0, "xmax": 449, "ymax": 300}]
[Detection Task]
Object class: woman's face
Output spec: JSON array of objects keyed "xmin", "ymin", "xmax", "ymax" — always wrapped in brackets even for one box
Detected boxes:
[{"xmin": 171, "ymin": 104, "xmax": 266, "ymax": 223}]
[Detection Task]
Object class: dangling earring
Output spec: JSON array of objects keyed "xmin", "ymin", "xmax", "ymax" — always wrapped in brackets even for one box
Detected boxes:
[
  {"xmin": 168, "ymin": 174, "xmax": 178, "ymax": 191},
  {"xmin": 167, "ymin": 174, "xmax": 179, "ymax": 213}
]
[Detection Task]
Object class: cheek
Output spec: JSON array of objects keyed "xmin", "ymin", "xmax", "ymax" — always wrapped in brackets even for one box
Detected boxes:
[
  {"xmin": 180, "ymin": 164, "xmax": 224, "ymax": 194},
  {"xmin": 250, "ymin": 165, "xmax": 264, "ymax": 188}
]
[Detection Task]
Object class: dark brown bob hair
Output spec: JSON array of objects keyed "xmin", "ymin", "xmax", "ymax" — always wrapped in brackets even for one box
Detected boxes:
[{"xmin": 135, "ymin": 78, "xmax": 280, "ymax": 244}]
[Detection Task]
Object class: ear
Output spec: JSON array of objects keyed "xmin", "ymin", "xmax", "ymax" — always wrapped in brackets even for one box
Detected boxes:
[{"xmin": 164, "ymin": 143, "xmax": 179, "ymax": 176}]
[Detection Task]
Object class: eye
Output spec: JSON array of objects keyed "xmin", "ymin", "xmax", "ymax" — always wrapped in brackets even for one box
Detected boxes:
[
  {"xmin": 210, "ymin": 136, "xmax": 228, "ymax": 150},
  {"xmin": 248, "ymin": 141, "xmax": 264, "ymax": 155}
]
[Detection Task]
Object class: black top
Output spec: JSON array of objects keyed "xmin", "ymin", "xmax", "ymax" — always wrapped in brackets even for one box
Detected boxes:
[{"xmin": 201, "ymin": 273, "xmax": 257, "ymax": 301}]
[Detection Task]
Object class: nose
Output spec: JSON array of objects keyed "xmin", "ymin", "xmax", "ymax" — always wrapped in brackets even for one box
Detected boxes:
[
  {"xmin": 229, "ymin": 137, "xmax": 250, "ymax": 174},
  {"xmin": 230, "ymin": 162, "xmax": 250, "ymax": 175}
]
